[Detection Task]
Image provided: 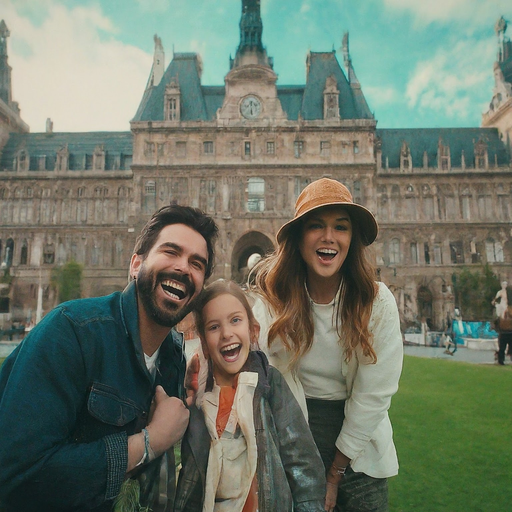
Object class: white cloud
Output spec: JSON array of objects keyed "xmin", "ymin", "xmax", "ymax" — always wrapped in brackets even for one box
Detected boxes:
[
  {"xmin": 364, "ymin": 85, "xmax": 398, "ymax": 106},
  {"xmin": 383, "ymin": 0, "xmax": 511, "ymax": 26},
  {"xmin": 5, "ymin": 0, "xmax": 152, "ymax": 132},
  {"xmin": 405, "ymin": 37, "xmax": 495, "ymax": 121}
]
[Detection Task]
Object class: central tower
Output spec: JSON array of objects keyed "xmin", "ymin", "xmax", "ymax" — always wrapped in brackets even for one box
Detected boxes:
[{"xmin": 231, "ymin": 0, "xmax": 272, "ymax": 69}]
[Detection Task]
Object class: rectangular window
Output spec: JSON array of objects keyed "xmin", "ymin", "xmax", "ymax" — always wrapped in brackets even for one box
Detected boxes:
[
  {"xmin": 168, "ymin": 98, "xmax": 177, "ymax": 120},
  {"xmin": 247, "ymin": 177, "xmax": 265, "ymax": 212},
  {"xmin": 433, "ymin": 244, "xmax": 443, "ymax": 265},
  {"xmin": 203, "ymin": 141, "xmax": 214, "ymax": 155},
  {"xmin": 85, "ymin": 154, "xmax": 93, "ymax": 170},
  {"xmin": 410, "ymin": 242, "xmax": 418, "ymax": 264},
  {"xmin": 353, "ymin": 141, "xmax": 359, "ymax": 154},
  {"xmin": 294, "ymin": 141, "xmax": 304, "ymax": 158},
  {"xmin": 450, "ymin": 242, "xmax": 464, "ymax": 264},
  {"xmin": 176, "ymin": 141, "xmax": 187, "ymax": 158},
  {"xmin": 424, "ymin": 243, "xmax": 430, "ymax": 265},
  {"xmin": 461, "ymin": 196, "xmax": 471, "ymax": 220},
  {"xmin": 244, "ymin": 141, "xmax": 251, "ymax": 156},
  {"xmin": 320, "ymin": 141, "xmax": 331, "ymax": 156},
  {"xmin": 266, "ymin": 141, "xmax": 275, "ymax": 155}
]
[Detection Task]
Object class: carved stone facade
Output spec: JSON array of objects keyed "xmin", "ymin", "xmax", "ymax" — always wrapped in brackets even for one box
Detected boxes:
[{"xmin": 1, "ymin": 8, "xmax": 511, "ymax": 331}]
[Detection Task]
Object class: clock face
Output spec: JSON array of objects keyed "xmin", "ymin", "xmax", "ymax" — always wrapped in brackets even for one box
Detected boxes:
[{"xmin": 240, "ymin": 96, "xmax": 261, "ymax": 119}]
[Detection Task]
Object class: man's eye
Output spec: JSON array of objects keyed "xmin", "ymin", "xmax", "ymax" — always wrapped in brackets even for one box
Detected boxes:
[{"xmin": 191, "ymin": 260, "xmax": 205, "ymax": 271}]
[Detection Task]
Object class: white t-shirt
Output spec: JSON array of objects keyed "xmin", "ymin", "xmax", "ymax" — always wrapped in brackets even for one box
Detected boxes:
[{"xmin": 298, "ymin": 293, "xmax": 348, "ymax": 400}]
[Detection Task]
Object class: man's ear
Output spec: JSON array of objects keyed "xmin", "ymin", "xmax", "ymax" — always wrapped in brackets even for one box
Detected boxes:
[{"xmin": 130, "ymin": 253, "xmax": 142, "ymax": 280}]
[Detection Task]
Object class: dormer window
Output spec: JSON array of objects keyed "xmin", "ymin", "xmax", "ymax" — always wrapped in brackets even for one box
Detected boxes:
[
  {"xmin": 323, "ymin": 75, "xmax": 340, "ymax": 120},
  {"xmin": 164, "ymin": 79, "xmax": 181, "ymax": 122},
  {"xmin": 438, "ymin": 139, "xmax": 450, "ymax": 171},
  {"xmin": 474, "ymin": 140, "xmax": 488, "ymax": 170}
]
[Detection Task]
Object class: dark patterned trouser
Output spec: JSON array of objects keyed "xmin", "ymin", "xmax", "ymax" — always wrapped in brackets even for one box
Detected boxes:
[{"xmin": 306, "ymin": 398, "xmax": 389, "ymax": 512}]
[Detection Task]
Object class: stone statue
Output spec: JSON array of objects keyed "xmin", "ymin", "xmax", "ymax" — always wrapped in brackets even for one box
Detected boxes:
[{"xmin": 492, "ymin": 280, "xmax": 508, "ymax": 318}]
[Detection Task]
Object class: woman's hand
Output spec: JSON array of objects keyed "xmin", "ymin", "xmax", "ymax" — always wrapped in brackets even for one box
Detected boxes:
[{"xmin": 324, "ymin": 481, "xmax": 340, "ymax": 511}]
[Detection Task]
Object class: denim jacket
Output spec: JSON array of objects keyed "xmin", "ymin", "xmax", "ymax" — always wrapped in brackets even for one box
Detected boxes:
[
  {"xmin": 0, "ymin": 281, "xmax": 186, "ymax": 512},
  {"xmin": 174, "ymin": 351, "xmax": 326, "ymax": 512}
]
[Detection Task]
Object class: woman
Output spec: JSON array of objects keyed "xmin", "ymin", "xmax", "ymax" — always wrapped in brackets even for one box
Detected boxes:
[{"xmin": 252, "ymin": 178, "xmax": 403, "ymax": 512}]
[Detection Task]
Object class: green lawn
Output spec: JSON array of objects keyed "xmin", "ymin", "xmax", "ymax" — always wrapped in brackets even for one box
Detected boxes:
[{"xmin": 389, "ymin": 355, "xmax": 512, "ymax": 512}]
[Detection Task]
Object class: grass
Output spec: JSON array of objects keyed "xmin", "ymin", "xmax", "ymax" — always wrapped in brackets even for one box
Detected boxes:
[
  {"xmin": 2, "ymin": 354, "xmax": 511, "ymax": 510},
  {"xmin": 389, "ymin": 355, "xmax": 512, "ymax": 512}
]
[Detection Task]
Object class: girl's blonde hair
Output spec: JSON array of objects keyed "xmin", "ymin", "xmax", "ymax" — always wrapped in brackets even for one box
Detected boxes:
[{"xmin": 253, "ymin": 209, "xmax": 378, "ymax": 367}]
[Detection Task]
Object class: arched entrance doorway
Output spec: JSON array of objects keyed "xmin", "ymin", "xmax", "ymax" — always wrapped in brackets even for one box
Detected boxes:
[{"xmin": 231, "ymin": 231, "xmax": 274, "ymax": 284}]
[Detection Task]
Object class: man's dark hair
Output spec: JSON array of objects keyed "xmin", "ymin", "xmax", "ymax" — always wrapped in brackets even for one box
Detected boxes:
[{"xmin": 134, "ymin": 204, "xmax": 218, "ymax": 279}]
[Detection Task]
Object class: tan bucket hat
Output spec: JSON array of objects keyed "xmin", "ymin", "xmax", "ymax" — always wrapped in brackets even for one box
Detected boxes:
[{"xmin": 276, "ymin": 178, "xmax": 378, "ymax": 246}]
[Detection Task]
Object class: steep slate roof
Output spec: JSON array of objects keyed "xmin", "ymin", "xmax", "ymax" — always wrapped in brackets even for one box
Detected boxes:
[
  {"xmin": 301, "ymin": 52, "xmax": 373, "ymax": 121},
  {"xmin": 0, "ymin": 131, "xmax": 132, "ymax": 171},
  {"xmin": 133, "ymin": 53, "xmax": 208, "ymax": 122},
  {"xmin": 377, "ymin": 128, "xmax": 509, "ymax": 169},
  {"xmin": 133, "ymin": 51, "xmax": 373, "ymax": 122}
]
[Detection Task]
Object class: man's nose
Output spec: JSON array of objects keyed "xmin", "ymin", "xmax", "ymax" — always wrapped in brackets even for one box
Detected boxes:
[{"xmin": 173, "ymin": 256, "xmax": 190, "ymax": 274}]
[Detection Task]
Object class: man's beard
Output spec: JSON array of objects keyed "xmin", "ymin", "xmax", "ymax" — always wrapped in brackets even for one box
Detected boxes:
[{"xmin": 136, "ymin": 263, "xmax": 199, "ymax": 328}]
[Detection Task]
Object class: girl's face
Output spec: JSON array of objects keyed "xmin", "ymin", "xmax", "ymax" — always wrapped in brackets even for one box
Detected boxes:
[
  {"xmin": 201, "ymin": 293, "xmax": 254, "ymax": 386},
  {"xmin": 299, "ymin": 206, "xmax": 353, "ymax": 283}
]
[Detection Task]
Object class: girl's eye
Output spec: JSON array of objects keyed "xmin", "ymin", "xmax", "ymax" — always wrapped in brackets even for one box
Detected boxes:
[
  {"xmin": 207, "ymin": 324, "xmax": 219, "ymax": 332},
  {"xmin": 335, "ymin": 224, "xmax": 348, "ymax": 231},
  {"xmin": 307, "ymin": 222, "xmax": 322, "ymax": 230},
  {"xmin": 232, "ymin": 317, "xmax": 242, "ymax": 324}
]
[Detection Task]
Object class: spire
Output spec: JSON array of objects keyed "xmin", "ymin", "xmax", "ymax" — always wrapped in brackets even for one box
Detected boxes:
[
  {"xmin": 342, "ymin": 31, "xmax": 360, "ymax": 85},
  {"xmin": 147, "ymin": 34, "xmax": 165, "ymax": 89},
  {"xmin": 0, "ymin": 20, "xmax": 12, "ymax": 105},
  {"xmin": 239, "ymin": 0, "xmax": 263, "ymax": 52},
  {"xmin": 231, "ymin": 0, "xmax": 272, "ymax": 69}
]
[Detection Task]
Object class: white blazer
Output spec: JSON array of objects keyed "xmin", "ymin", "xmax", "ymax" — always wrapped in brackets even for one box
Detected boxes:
[{"xmin": 252, "ymin": 282, "xmax": 403, "ymax": 478}]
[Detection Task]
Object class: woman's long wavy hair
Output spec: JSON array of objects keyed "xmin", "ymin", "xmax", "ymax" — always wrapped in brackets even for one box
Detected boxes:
[{"xmin": 253, "ymin": 209, "xmax": 378, "ymax": 368}]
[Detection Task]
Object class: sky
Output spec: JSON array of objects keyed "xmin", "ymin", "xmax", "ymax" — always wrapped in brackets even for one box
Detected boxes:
[{"xmin": 2, "ymin": 0, "xmax": 512, "ymax": 133}]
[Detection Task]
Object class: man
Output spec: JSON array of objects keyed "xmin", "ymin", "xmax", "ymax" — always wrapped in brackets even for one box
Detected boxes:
[{"xmin": 0, "ymin": 204, "xmax": 218, "ymax": 512}]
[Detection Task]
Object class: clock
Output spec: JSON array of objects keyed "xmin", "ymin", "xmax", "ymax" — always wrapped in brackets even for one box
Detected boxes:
[{"xmin": 240, "ymin": 96, "xmax": 261, "ymax": 119}]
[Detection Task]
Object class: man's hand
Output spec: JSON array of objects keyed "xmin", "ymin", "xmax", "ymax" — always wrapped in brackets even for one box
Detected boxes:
[
  {"xmin": 146, "ymin": 385, "xmax": 190, "ymax": 456},
  {"xmin": 184, "ymin": 352, "xmax": 200, "ymax": 406}
]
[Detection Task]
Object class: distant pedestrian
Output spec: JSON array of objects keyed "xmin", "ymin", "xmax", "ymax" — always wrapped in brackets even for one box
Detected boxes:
[{"xmin": 496, "ymin": 304, "xmax": 512, "ymax": 365}]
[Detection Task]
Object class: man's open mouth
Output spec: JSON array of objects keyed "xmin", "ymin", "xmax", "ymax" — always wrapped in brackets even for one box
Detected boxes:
[
  {"xmin": 220, "ymin": 343, "xmax": 242, "ymax": 362},
  {"xmin": 161, "ymin": 279, "xmax": 188, "ymax": 300},
  {"xmin": 316, "ymin": 248, "xmax": 338, "ymax": 261}
]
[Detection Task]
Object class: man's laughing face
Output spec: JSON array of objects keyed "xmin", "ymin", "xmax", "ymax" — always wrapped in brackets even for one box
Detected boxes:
[{"xmin": 130, "ymin": 223, "xmax": 208, "ymax": 328}]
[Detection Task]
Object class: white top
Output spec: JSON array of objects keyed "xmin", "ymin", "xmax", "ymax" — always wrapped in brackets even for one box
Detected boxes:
[
  {"xmin": 144, "ymin": 348, "xmax": 160, "ymax": 381},
  {"xmin": 299, "ymin": 292, "xmax": 347, "ymax": 400},
  {"xmin": 197, "ymin": 373, "xmax": 258, "ymax": 512},
  {"xmin": 253, "ymin": 282, "xmax": 403, "ymax": 479}
]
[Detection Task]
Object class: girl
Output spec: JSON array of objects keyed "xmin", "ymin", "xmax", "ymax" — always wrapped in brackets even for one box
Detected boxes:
[
  {"xmin": 174, "ymin": 280, "xmax": 325, "ymax": 512},
  {"xmin": 252, "ymin": 178, "xmax": 403, "ymax": 512}
]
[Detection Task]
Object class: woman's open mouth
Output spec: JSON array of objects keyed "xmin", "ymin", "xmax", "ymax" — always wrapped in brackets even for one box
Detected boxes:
[{"xmin": 316, "ymin": 248, "xmax": 338, "ymax": 262}]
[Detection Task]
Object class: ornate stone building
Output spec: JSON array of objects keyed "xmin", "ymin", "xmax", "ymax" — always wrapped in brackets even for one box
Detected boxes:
[{"xmin": 0, "ymin": 3, "xmax": 511, "ymax": 330}]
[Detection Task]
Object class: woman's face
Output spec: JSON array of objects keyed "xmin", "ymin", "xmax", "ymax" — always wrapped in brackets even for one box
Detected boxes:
[{"xmin": 299, "ymin": 206, "xmax": 352, "ymax": 282}]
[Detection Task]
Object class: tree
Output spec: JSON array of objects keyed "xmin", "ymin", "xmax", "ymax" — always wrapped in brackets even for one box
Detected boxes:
[
  {"xmin": 452, "ymin": 264, "xmax": 500, "ymax": 321},
  {"xmin": 51, "ymin": 260, "xmax": 83, "ymax": 304}
]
